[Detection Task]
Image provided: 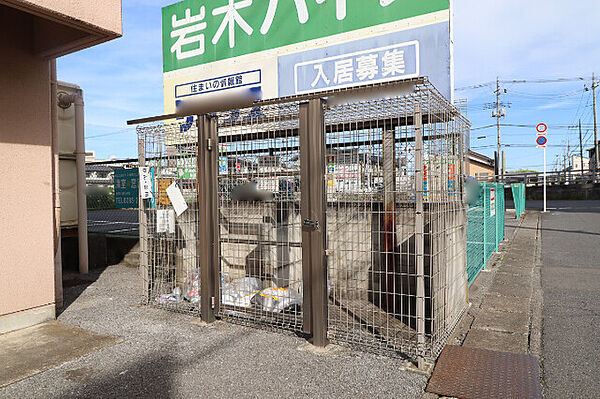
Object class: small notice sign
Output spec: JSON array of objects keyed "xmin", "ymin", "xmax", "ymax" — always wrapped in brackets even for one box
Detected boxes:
[
  {"xmin": 490, "ymin": 188, "xmax": 496, "ymax": 217},
  {"xmin": 139, "ymin": 167, "xmax": 154, "ymax": 200},
  {"xmin": 166, "ymin": 182, "xmax": 188, "ymax": 216},
  {"xmin": 114, "ymin": 168, "xmax": 139, "ymax": 208},
  {"xmin": 157, "ymin": 209, "xmax": 176, "ymax": 234}
]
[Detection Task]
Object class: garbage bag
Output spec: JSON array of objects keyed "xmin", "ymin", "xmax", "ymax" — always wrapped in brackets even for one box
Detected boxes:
[
  {"xmin": 156, "ymin": 287, "xmax": 183, "ymax": 304},
  {"xmin": 221, "ymin": 277, "xmax": 263, "ymax": 308},
  {"xmin": 184, "ymin": 270, "xmax": 201, "ymax": 304},
  {"xmin": 252, "ymin": 287, "xmax": 302, "ymax": 313}
]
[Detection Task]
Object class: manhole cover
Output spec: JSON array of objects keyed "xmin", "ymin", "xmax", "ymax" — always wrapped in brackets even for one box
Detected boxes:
[{"xmin": 426, "ymin": 345, "xmax": 542, "ymax": 399}]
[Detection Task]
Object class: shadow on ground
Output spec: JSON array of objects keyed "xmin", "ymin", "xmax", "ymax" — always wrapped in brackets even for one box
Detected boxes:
[
  {"xmin": 58, "ymin": 268, "xmax": 106, "ymax": 317},
  {"xmin": 52, "ymin": 330, "xmax": 247, "ymax": 399}
]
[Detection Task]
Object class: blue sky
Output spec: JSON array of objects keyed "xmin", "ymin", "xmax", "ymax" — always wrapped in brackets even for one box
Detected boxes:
[{"xmin": 58, "ymin": 0, "xmax": 600, "ymax": 171}]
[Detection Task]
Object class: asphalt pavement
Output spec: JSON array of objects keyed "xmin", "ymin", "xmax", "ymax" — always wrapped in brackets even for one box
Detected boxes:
[
  {"xmin": 539, "ymin": 200, "xmax": 600, "ymax": 398},
  {"xmin": 1, "ymin": 265, "xmax": 426, "ymax": 399}
]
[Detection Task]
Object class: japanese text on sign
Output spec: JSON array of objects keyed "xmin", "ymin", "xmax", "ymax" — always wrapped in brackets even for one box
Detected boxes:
[
  {"xmin": 162, "ymin": 0, "xmax": 449, "ymax": 72},
  {"xmin": 293, "ymin": 41, "xmax": 418, "ymax": 94},
  {"xmin": 139, "ymin": 167, "xmax": 154, "ymax": 200},
  {"xmin": 175, "ymin": 70, "xmax": 261, "ymax": 98},
  {"xmin": 114, "ymin": 168, "xmax": 139, "ymax": 208}
]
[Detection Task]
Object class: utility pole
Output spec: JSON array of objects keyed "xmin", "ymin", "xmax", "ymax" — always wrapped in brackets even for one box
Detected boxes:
[
  {"xmin": 579, "ymin": 119, "xmax": 584, "ymax": 176},
  {"xmin": 566, "ymin": 139, "xmax": 570, "ymax": 182},
  {"xmin": 592, "ymin": 73, "xmax": 599, "ymax": 179},
  {"xmin": 493, "ymin": 78, "xmax": 506, "ymax": 182}
]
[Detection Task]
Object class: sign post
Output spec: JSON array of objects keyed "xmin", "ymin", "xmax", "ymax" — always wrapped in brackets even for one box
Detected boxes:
[{"xmin": 536, "ymin": 123, "xmax": 548, "ymax": 212}]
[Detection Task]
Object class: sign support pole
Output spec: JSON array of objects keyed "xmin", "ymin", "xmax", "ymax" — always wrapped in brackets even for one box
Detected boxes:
[
  {"xmin": 537, "ymin": 123, "xmax": 548, "ymax": 213},
  {"xmin": 543, "ymin": 146, "xmax": 547, "ymax": 213}
]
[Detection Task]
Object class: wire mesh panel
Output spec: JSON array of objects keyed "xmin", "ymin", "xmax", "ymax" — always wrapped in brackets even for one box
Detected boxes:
[
  {"xmin": 466, "ymin": 197, "xmax": 485, "ymax": 285},
  {"xmin": 137, "ymin": 121, "xmax": 201, "ymax": 315},
  {"xmin": 496, "ymin": 185, "xmax": 505, "ymax": 244},
  {"xmin": 86, "ymin": 166, "xmax": 140, "ymax": 237},
  {"xmin": 466, "ymin": 182, "xmax": 505, "ymax": 285},
  {"xmin": 133, "ymin": 78, "xmax": 471, "ymax": 361},
  {"xmin": 511, "ymin": 183, "xmax": 526, "ymax": 219},
  {"xmin": 215, "ymin": 103, "xmax": 305, "ymax": 332},
  {"xmin": 324, "ymin": 82, "xmax": 469, "ymax": 360}
]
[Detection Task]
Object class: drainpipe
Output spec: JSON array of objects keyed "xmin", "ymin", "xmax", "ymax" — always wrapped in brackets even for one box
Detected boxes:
[
  {"xmin": 58, "ymin": 91, "xmax": 89, "ymax": 274},
  {"xmin": 51, "ymin": 60, "xmax": 63, "ymax": 307}
]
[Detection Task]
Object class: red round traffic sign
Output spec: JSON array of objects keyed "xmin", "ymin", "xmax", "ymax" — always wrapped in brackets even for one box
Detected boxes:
[
  {"xmin": 536, "ymin": 136, "xmax": 547, "ymax": 146},
  {"xmin": 536, "ymin": 123, "xmax": 547, "ymax": 133}
]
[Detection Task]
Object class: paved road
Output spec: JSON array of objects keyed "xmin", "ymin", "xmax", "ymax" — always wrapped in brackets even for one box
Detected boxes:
[
  {"xmin": 539, "ymin": 200, "xmax": 600, "ymax": 398},
  {"xmin": 88, "ymin": 209, "xmax": 138, "ymax": 236}
]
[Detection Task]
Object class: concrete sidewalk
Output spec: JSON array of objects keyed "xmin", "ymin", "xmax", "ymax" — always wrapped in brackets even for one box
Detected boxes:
[{"xmin": 449, "ymin": 210, "xmax": 542, "ymax": 357}]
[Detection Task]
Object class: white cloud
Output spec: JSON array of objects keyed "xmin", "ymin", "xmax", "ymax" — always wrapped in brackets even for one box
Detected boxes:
[{"xmin": 536, "ymin": 100, "xmax": 574, "ymax": 110}]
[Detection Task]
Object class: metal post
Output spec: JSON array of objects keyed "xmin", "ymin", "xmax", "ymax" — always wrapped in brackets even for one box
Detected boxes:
[
  {"xmin": 299, "ymin": 102, "xmax": 312, "ymax": 335},
  {"xmin": 138, "ymin": 132, "xmax": 149, "ymax": 302},
  {"xmin": 382, "ymin": 128, "xmax": 397, "ymax": 313},
  {"xmin": 496, "ymin": 184, "xmax": 500, "ymax": 249},
  {"xmin": 74, "ymin": 94, "xmax": 88, "ymax": 274},
  {"xmin": 482, "ymin": 184, "xmax": 487, "ymax": 268},
  {"xmin": 414, "ymin": 104, "xmax": 426, "ymax": 353},
  {"xmin": 496, "ymin": 78, "xmax": 502, "ymax": 181},
  {"xmin": 299, "ymin": 99, "xmax": 328, "ymax": 347},
  {"xmin": 197, "ymin": 115, "xmax": 217, "ymax": 322},
  {"xmin": 210, "ymin": 117, "xmax": 221, "ymax": 314},
  {"xmin": 579, "ymin": 119, "xmax": 584, "ymax": 177},
  {"xmin": 592, "ymin": 73, "xmax": 599, "ymax": 179},
  {"xmin": 543, "ymin": 147, "xmax": 547, "ymax": 212}
]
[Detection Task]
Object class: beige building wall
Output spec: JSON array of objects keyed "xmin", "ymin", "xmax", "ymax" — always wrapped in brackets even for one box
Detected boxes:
[
  {"xmin": 22, "ymin": 0, "xmax": 122, "ymax": 34},
  {"xmin": 0, "ymin": 5, "xmax": 56, "ymax": 325},
  {"xmin": 0, "ymin": 2, "xmax": 121, "ymax": 333},
  {"xmin": 469, "ymin": 162, "xmax": 495, "ymax": 179}
]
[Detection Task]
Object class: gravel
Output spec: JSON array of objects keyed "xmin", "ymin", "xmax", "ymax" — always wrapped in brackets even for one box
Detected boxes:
[{"xmin": 1, "ymin": 264, "xmax": 426, "ymax": 398}]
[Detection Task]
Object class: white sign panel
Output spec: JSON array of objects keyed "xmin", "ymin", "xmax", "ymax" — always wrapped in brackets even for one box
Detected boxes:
[
  {"xmin": 139, "ymin": 167, "xmax": 154, "ymax": 200},
  {"xmin": 166, "ymin": 182, "xmax": 189, "ymax": 216},
  {"xmin": 162, "ymin": 1, "xmax": 453, "ymax": 114}
]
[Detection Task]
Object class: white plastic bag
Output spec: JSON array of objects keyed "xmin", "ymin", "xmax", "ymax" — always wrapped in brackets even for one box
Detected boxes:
[
  {"xmin": 221, "ymin": 277, "xmax": 263, "ymax": 308},
  {"xmin": 253, "ymin": 286, "xmax": 302, "ymax": 313}
]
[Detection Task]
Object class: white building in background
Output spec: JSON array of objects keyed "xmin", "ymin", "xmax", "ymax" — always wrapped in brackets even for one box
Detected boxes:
[{"xmin": 569, "ymin": 155, "xmax": 590, "ymax": 175}]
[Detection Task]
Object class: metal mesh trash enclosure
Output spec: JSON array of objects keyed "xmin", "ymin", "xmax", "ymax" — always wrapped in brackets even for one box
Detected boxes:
[
  {"xmin": 214, "ymin": 102, "xmax": 305, "ymax": 332},
  {"xmin": 135, "ymin": 79, "xmax": 470, "ymax": 361},
  {"xmin": 324, "ymin": 84, "xmax": 469, "ymax": 360},
  {"xmin": 137, "ymin": 123, "xmax": 202, "ymax": 314}
]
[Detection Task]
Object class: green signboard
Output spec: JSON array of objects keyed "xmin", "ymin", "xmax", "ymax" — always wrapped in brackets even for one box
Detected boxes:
[
  {"xmin": 162, "ymin": 0, "xmax": 449, "ymax": 73},
  {"xmin": 114, "ymin": 168, "xmax": 139, "ymax": 208}
]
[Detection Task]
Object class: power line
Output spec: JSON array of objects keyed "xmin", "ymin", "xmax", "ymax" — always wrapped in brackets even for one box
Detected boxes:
[
  {"xmin": 456, "ymin": 76, "xmax": 589, "ymax": 91},
  {"xmin": 471, "ymin": 123, "xmax": 594, "ymax": 131},
  {"xmin": 86, "ymin": 128, "xmax": 135, "ymax": 139}
]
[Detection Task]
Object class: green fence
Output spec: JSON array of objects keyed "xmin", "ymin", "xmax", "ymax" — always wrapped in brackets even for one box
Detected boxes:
[
  {"xmin": 511, "ymin": 183, "xmax": 526, "ymax": 219},
  {"xmin": 466, "ymin": 183, "xmax": 506, "ymax": 285}
]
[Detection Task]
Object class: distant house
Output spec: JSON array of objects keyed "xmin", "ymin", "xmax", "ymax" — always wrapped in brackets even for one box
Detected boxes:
[
  {"xmin": 565, "ymin": 155, "xmax": 590, "ymax": 175},
  {"xmin": 86, "ymin": 164, "xmax": 115, "ymax": 186},
  {"xmin": 465, "ymin": 150, "xmax": 495, "ymax": 181}
]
